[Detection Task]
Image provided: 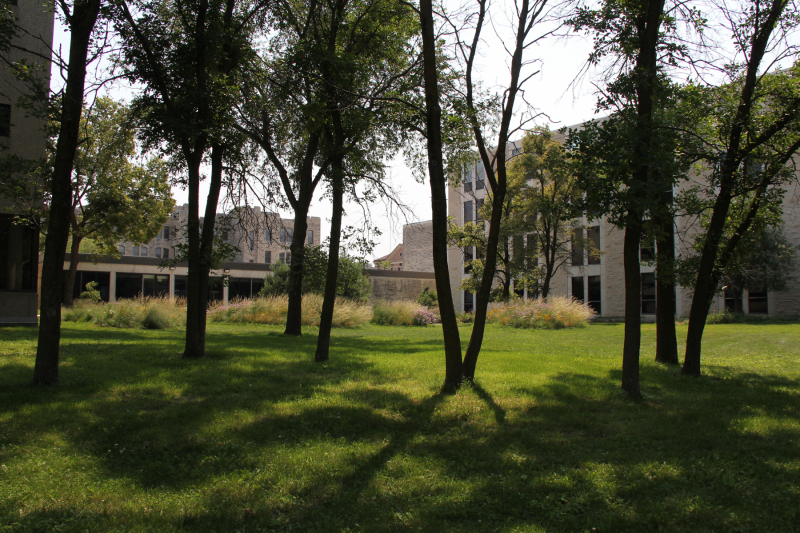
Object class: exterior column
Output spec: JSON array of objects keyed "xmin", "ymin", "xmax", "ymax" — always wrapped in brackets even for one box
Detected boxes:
[
  {"xmin": 169, "ymin": 270, "xmax": 175, "ymax": 299},
  {"xmin": 109, "ymin": 270, "xmax": 117, "ymax": 303}
]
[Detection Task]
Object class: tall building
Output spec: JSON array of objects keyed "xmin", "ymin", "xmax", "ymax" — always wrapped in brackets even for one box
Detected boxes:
[
  {"xmin": 447, "ymin": 135, "xmax": 800, "ymax": 317},
  {"xmin": 0, "ymin": 2, "xmax": 54, "ymax": 325}
]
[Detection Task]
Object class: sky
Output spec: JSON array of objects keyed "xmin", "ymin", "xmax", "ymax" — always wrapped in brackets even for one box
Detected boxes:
[{"xmin": 51, "ymin": 3, "xmax": 602, "ymax": 261}]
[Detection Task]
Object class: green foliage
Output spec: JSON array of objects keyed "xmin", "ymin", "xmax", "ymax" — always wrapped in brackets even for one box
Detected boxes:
[
  {"xmin": 370, "ymin": 300, "xmax": 418, "ymax": 326},
  {"xmin": 78, "ymin": 281, "xmax": 101, "ymax": 303},
  {"xmin": 259, "ymin": 247, "xmax": 371, "ymax": 303},
  {"xmin": 62, "ymin": 297, "xmax": 184, "ymax": 330},
  {"xmin": 417, "ymin": 286, "xmax": 438, "ymax": 309}
]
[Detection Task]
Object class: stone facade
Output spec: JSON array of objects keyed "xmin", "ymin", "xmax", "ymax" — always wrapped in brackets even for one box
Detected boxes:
[
  {"xmin": 402, "ymin": 221, "xmax": 434, "ymax": 272},
  {"xmin": 367, "ymin": 269, "xmax": 436, "ymax": 303},
  {"xmin": 0, "ymin": 2, "xmax": 54, "ymax": 324}
]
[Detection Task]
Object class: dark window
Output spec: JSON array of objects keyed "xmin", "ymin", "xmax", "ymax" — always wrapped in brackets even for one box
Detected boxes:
[
  {"xmin": 464, "ymin": 201, "xmax": 473, "ymax": 224},
  {"xmin": 161, "ymin": 226, "xmax": 171, "ymax": 240},
  {"xmin": 642, "ymin": 273, "xmax": 656, "ymax": 314},
  {"xmin": 279, "ymin": 252, "xmax": 292, "ymax": 264},
  {"xmin": 132, "ymin": 246, "xmax": 140, "ymax": 257},
  {"xmin": 207, "ymin": 277, "xmax": 223, "ymax": 303},
  {"xmin": 155, "ymin": 247, "xmax": 169, "ymax": 259},
  {"xmin": 464, "ymin": 166, "xmax": 473, "ymax": 192},
  {"xmin": 587, "ymin": 275, "xmax": 601, "ymax": 314},
  {"xmin": 748, "ymin": 291, "xmax": 768, "ymax": 314},
  {"xmin": 69, "ymin": 270, "xmax": 110, "ymax": 302},
  {"xmin": 476, "ymin": 198, "xmax": 484, "ymax": 222},
  {"xmin": 0, "ymin": 215, "xmax": 38, "ymax": 291},
  {"xmin": 571, "ymin": 233, "xmax": 584, "ymax": 266},
  {"xmin": 116, "ymin": 273, "xmax": 143, "ymax": 299},
  {"xmin": 280, "ymin": 228, "xmax": 293, "ymax": 244},
  {"xmin": 464, "ymin": 246, "xmax": 473, "ymax": 274},
  {"xmin": 307, "ymin": 230, "xmax": 313, "ymax": 244},
  {"xmin": 476, "ymin": 162, "xmax": 485, "ymax": 190},
  {"xmin": 264, "ymin": 251, "xmax": 271, "ymax": 264},
  {"xmin": 143, "ymin": 274, "xmax": 169, "ymax": 297},
  {"xmin": 587, "ymin": 226, "xmax": 601, "ymax": 265},
  {"xmin": 0, "ymin": 104, "xmax": 10, "ymax": 137},
  {"xmin": 229, "ymin": 278, "xmax": 253, "ymax": 300},
  {"xmin": 724, "ymin": 287, "xmax": 741, "ymax": 312},
  {"xmin": 118, "ymin": 245, "xmax": 125, "ymax": 256},
  {"xmin": 464, "ymin": 291, "xmax": 474, "ymax": 313},
  {"xmin": 571, "ymin": 277, "xmax": 585, "ymax": 302},
  {"xmin": 174, "ymin": 275, "xmax": 188, "ymax": 298},
  {"xmin": 252, "ymin": 278, "xmax": 264, "ymax": 297},
  {"xmin": 265, "ymin": 229, "xmax": 271, "ymax": 243},
  {"xmin": 141, "ymin": 246, "xmax": 148, "ymax": 256},
  {"xmin": 641, "ymin": 225, "xmax": 655, "ymax": 262}
]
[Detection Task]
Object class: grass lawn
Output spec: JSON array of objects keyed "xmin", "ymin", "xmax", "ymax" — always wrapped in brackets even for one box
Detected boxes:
[{"xmin": 1, "ymin": 321, "xmax": 799, "ymax": 533}]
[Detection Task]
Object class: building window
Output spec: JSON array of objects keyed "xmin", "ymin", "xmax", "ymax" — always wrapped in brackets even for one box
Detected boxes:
[
  {"xmin": 641, "ymin": 227, "xmax": 655, "ymax": 262},
  {"xmin": 476, "ymin": 198, "xmax": 484, "ymax": 222},
  {"xmin": 587, "ymin": 226, "xmax": 600, "ymax": 265},
  {"xmin": 476, "ymin": 162, "xmax": 485, "ymax": 190},
  {"xmin": 464, "ymin": 166, "xmax": 473, "ymax": 192},
  {"xmin": 724, "ymin": 287, "xmax": 741, "ymax": 312},
  {"xmin": 264, "ymin": 251, "xmax": 271, "ymax": 264},
  {"xmin": 571, "ymin": 276, "xmax": 584, "ymax": 303},
  {"xmin": 249, "ymin": 230, "xmax": 255, "ymax": 251},
  {"xmin": 464, "ymin": 201, "xmax": 473, "ymax": 224},
  {"xmin": 511, "ymin": 146, "xmax": 522, "ymax": 157},
  {"xmin": 118, "ymin": 245, "xmax": 125, "ymax": 256},
  {"xmin": 159, "ymin": 226, "xmax": 171, "ymax": 240},
  {"xmin": 280, "ymin": 228, "xmax": 292, "ymax": 244},
  {"xmin": 307, "ymin": 230, "xmax": 313, "ymax": 244},
  {"xmin": 279, "ymin": 252, "xmax": 291, "ymax": 263},
  {"xmin": 265, "ymin": 228, "xmax": 272, "ymax": 243},
  {"xmin": 748, "ymin": 290, "xmax": 768, "ymax": 314},
  {"xmin": 132, "ymin": 246, "xmax": 139, "ymax": 257},
  {"xmin": 641, "ymin": 273, "xmax": 656, "ymax": 314},
  {"xmin": 155, "ymin": 247, "xmax": 170, "ymax": 259},
  {"xmin": 141, "ymin": 246, "xmax": 148, "ymax": 256},
  {"xmin": 0, "ymin": 104, "xmax": 10, "ymax": 137},
  {"xmin": 0, "ymin": 215, "xmax": 38, "ymax": 291},
  {"xmin": 464, "ymin": 291, "xmax": 474, "ymax": 313},
  {"xmin": 587, "ymin": 275, "xmax": 601, "ymax": 314},
  {"xmin": 464, "ymin": 246, "xmax": 474, "ymax": 274},
  {"xmin": 571, "ymin": 232, "xmax": 584, "ymax": 266}
]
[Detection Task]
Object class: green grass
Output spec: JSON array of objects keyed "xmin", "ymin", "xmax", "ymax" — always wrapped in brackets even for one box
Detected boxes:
[{"xmin": 1, "ymin": 321, "xmax": 799, "ymax": 533}]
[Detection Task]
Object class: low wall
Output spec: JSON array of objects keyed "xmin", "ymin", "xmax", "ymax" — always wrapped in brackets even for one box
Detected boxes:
[{"xmin": 365, "ymin": 269, "xmax": 436, "ymax": 303}]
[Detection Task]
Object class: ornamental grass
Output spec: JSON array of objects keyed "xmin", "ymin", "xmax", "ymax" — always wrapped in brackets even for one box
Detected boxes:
[
  {"xmin": 486, "ymin": 296, "xmax": 594, "ymax": 329},
  {"xmin": 370, "ymin": 299, "xmax": 420, "ymax": 325},
  {"xmin": 62, "ymin": 297, "xmax": 185, "ymax": 330},
  {"xmin": 208, "ymin": 294, "xmax": 372, "ymax": 328}
]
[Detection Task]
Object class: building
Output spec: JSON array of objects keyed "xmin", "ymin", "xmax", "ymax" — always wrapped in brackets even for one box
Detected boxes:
[
  {"xmin": 0, "ymin": 2, "xmax": 54, "ymax": 324},
  {"xmin": 64, "ymin": 204, "xmax": 322, "ymax": 303},
  {"xmin": 446, "ymin": 136, "xmax": 800, "ymax": 317},
  {"xmin": 373, "ymin": 243, "xmax": 404, "ymax": 270}
]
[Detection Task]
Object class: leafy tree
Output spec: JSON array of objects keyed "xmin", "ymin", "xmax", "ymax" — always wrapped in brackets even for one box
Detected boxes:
[
  {"xmin": 63, "ymin": 98, "xmax": 174, "ymax": 307},
  {"xmin": 116, "ymin": 0, "xmax": 261, "ymax": 358},
  {"xmin": 34, "ymin": 0, "xmax": 105, "ymax": 385},
  {"xmin": 417, "ymin": 286, "xmax": 438, "ymax": 308}
]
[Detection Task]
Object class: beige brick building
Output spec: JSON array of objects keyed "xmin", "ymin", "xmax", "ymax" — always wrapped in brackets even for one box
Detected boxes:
[
  {"xmin": 0, "ymin": 2, "xmax": 54, "ymax": 324},
  {"xmin": 447, "ymin": 139, "xmax": 800, "ymax": 318}
]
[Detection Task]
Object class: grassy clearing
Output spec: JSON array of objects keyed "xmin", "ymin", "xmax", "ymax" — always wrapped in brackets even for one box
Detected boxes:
[{"xmin": 1, "ymin": 322, "xmax": 799, "ymax": 532}]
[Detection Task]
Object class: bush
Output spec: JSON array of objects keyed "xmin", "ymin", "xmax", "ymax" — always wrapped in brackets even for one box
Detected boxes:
[
  {"xmin": 412, "ymin": 307, "xmax": 439, "ymax": 326},
  {"xmin": 63, "ymin": 297, "xmax": 185, "ymax": 330},
  {"xmin": 79, "ymin": 281, "xmax": 102, "ymax": 303},
  {"xmin": 417, "ymin": 286, "xmax": 438, "ymax": 309},
  {"xmin": 371, "ymin": 300, "xmax": 418, "ymax": 325},
  {"xmin": 208, "ymin": 294, "xmax": 372, "ymax": 328},
  {"xmin": 486, "ymin": 297, "xmax": 594, "ymax": 329},
  {"xmin": 456, "ymin": 311, "xmax": 474, "ymax": 324}
]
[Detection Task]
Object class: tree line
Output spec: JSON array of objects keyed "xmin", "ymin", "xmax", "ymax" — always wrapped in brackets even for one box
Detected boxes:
[{"xmin": 1, "ymin": 0, "xmax": 798, "ymax": 398}]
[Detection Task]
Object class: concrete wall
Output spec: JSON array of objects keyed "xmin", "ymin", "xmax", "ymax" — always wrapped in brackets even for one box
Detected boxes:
[
  {"xmin": 366, "ymin": 269, "xmax": 436, "ymax": 303},
  {"xmin": 403, "ymin": 221, "xmax": 434, "ymax": 272}
]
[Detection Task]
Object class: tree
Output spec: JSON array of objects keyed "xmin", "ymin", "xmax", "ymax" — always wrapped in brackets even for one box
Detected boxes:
[
  {"xmin": 677, "ymin": 0, "xmax": 800, "ymax": 375},
  {"xmin": 63, "ymin": 97, "xmax": 174, "ymax": 307},
  {"xmin": 566, "ymin": 0, "xmax": 693, "ymax": 395},
  {"xmin": 116, "ymin": 0, "xmax": 260, "ymax": 358},
  {"xmin": 508, "ymin": 127, "xmax": 584, "ymax": 299},
  {"xmin": 34, "ymin": 0, "xmax": 104, "ymax": 385}
]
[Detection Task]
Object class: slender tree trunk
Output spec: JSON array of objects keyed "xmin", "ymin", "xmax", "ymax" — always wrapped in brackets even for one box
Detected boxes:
[
  {"xmin": 33, "ymin": 0, "xmax": 103, "ymax": 386},
  {"xmin": 654, "ymin": 207, "xmax": 678, "ymax": 365},
  {"xmin": 63, "ymin": 233, "xmax": 83, "ymax": 307},
  {"xmin": 419, "ymin": 0, "xmax": 462, "ymax": 392},
  {"xmin": 621, "ymin": 218, "xmax": 643, "ymax": 396},
  {"xmin": 315, "ymin": 162, "xmax": 344, "ymax": 362},
  {"xmin": 183, "ymin": 159, "xmax": 205, "ymax": 358},
  {"xmin": 284, "ymin": 200, "xmax": 310, "ymax": 336},
  {"xmin": 541, "ymin": 267, "xmax": 553, "ymax": 300}
]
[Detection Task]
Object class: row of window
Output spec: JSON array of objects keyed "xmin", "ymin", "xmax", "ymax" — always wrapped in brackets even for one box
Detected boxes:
[
  {"xmin": 117, "ymin": 245, "xmax": 171, "ymax": 259},
  {"xmin": 572, "ymin": 226, "xmax": 601, "ymax": 266},
  {"xmin": 463, "ymin": 163, "xmax": 486, "ymax": 193},
  {"xmin": 233, "ymin": 228, "xmax": 314, "ymax": 249},
  {"xmin": 464, "ymin": 199, "xmax": 484, "ymax": 224}
]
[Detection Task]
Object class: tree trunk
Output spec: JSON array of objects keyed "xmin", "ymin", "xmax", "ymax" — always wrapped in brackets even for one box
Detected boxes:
[
  {"xmin": 33, "ymin": 0, "xmax": 103, "ymax": 386},
  {"xmin": 182, "ymin": 159, "xmax": 205, "ymax": 358},
  {"xmin": 419, "ymin": 0, "xmax": 462, "ymax": 392},
  {"xmin": 654, "ymin": 206, "xmax": 678, "ymax": 365},
  {"xmin": 734, "ymin": 289, "xmax": 743, "ymax": 314},
  {"xmin": 284, "ymin": 201, "xmax": 310, "ymax": 336},
  {"xmin": 63, "ymin": 234, "xmax": 83, "ymax": 308},
  {"xmin": 541, "ymin": 265, "xmax": 553, "ymax": 300},
  {"xmin": 315, "ymin": 162, "xmax": 344, "ymax": 362},
  {"xmin": 621, "ymin": 219, "xmax": 643, "ymax": 396}
]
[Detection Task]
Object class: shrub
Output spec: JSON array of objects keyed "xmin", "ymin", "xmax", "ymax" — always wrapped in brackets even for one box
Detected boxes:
[
  {"xmin": 64, "ymin": 297, "xmax": 185, "ymax": 330},
  {"xmin": 412, "ymin": 307, "xmax": 439, "ymax": 326},
  {"xmin": 485, "ymin": 296, "xmax": 594, "ymax": 329},
  {"xmin": 417, "ymin": 286, "xmax": 438, "ymax": 309},
  {"xmin": 208, "ymin": 294, "xmax": 372, "ymax": 328},
  {"xmin": 371, "ymin": 300, "xmax": 418, "ymax": 326},
  {"xmin": 456, "ymin": 311, "xmax": 474, "ymax": 324},
  {"xmin": 79, "ymin": 281, "xmax": 102, "ymax": 303}
]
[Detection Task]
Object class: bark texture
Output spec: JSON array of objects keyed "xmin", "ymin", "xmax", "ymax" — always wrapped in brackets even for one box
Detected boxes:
[{"xmin": 34, "ymin": 0, "xmax": 103, "ymax": 386}]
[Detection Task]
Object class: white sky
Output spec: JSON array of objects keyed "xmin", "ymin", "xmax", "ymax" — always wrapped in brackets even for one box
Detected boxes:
[{"xmin": 50, "ymin": 4, "xmax": 600, "ymax": 261}]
